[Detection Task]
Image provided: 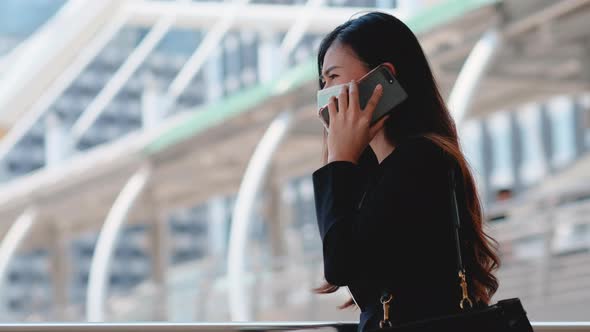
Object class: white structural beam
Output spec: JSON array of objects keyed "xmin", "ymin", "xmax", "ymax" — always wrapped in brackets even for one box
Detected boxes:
[
  {"xmin": 434, "ymin": 0, "xmax": 590, "ymax": 68},
  {"xmin": 278, "ymin": 0, "xmax": 327, "ymax": 57},
  {"xmin": 448, "ymin": 28, "xmax": 502, "ymax": 126},
  {"xmin": 71, "ymin": 16, "xmax": 175, "ymax": 146},
  {"xmin": 0, "ymin": 125, "xmax": 152, "ymax": 216},
  {"xmin": 225, "ymin": 0, "xmax": 333, "ymax": 319},
  {"xmin": 227, "ymin": 110, "xmax": 295, "ymax": 321},
  {"xmin": 45, "ymin": 111, "xmax": 72, "ymax": 167},
  {"xmin": 0, "ymin": 0, "xmax": 123, "ymax": 128},
  {"xmin": 0, "ymin": 12, "xmax": 129, "ymax": 165},
  {"xmin": 86, "ymin": 165, "xmax": 152, "ymax": 322},
  {"xmin": 0, "ymin": 208, "xmax": 37, "ymax": 298},
  {"xmin": 145, "ymin": 188, "xmax": 170, "ymax": 321},
  {"xmin": 503, "ymin": 0, "xmax": 590, "ymax": 39},
  {"xmin": 125, "ymin": 1, "xmax": 402, "ymax": 34},
  {"xmin": 166, "ymin": 0, "xmax": 255, "ymax": 101}
]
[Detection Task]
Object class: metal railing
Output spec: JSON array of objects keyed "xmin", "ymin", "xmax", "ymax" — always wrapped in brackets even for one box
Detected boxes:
[
  {"xmin": 93, "ymin": 193, "xmax": 590, "ymax": 323},
  {"xmin": 488, "ymin": 191, "xmax": 590, "ymax": 321},
  {"xmin": 0, "ymin": 322, "xmax": 589, "ymax": 332}
]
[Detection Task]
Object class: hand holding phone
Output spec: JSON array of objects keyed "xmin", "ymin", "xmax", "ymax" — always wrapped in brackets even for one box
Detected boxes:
[
  {"xmin": 322, "ymin": 79, "xmax": 387, "ymax": 164},
  {"xmin": 316, "ymin": 64, "xmax": 407, "ymax": 130}
]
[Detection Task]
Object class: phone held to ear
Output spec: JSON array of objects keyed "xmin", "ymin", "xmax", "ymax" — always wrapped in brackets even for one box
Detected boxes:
[{"xmin": 316, "ymin": 64, "xmax": 408, "ymax": 130}]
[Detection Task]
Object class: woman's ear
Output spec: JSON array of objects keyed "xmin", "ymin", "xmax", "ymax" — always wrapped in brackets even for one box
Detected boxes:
[{"xmin": 381, "ymin": 62, "xmax": 397, "ymax": 76}]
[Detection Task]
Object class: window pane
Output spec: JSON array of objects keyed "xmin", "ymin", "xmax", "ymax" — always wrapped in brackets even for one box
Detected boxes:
[
  {"xmin": 488, "ymin": 111, "xmax": 513, "ymax": 188},
  {"xmin": 547, "ymin": 95, "xmax": 576, "ymax": 169},
  {"xmin": 578, "ymin": 93, "xmax": 590, "ymax": 149},
  {"xmin": 516, "ymin": 102, "xmax": 547, "ymax": 185},
  {"xmin": 460, "ymin": 120, "xmax": 487, "ymax": 198},
  {"xmin": 461, "ymin": 120, "xmax": 483, "ymax": 173}
]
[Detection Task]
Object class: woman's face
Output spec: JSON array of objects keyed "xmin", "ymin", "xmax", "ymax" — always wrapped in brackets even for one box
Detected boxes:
[{"xmin": 320, "ymin": 42, "xmax": 370, "ymax": 90}]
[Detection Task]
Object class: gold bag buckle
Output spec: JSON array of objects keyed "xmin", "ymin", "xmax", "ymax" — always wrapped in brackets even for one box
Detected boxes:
[
  {"xmin": 379, "ymin": 293, "xmax": 393, "ymax": 328},
  {"xmin": 459, "ymin": 270, "xmax": 474, "ymax": 310}
]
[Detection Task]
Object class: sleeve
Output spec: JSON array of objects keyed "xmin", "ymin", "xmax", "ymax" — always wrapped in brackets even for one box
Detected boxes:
[
  {"xmin": 312, "ymin": 160, "xmax": 367, "ymax": 286},
  {"xmin": 312, "ymin": 138, "xmax": 451, "ymax": 288}
]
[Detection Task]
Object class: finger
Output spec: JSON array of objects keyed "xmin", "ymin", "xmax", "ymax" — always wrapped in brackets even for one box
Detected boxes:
[
  {"xmin": 327, "ymin": 96, "xmax": 338, "ymax": 125},
  {"xmin": 338, "ymin": 85, "xmax": 349, "ymax": 116},
  {"xmin": 348, "ymin": 80, "xmax": 360, "ymax": 111},
  {"xmin": 363, "ymin": 84, "xmax": 383, "ymax": 119},
  {"xmin": 317, "ymin": 106, "xmax": 329, "ymax": 128},
  {"xmin": 369, "ymin": 114, "xmax": 389, "ymax": 138}
]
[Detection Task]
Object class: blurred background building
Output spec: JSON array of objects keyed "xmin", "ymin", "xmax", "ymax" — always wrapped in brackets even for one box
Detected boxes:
[{"xmin": 0, "ymin": 0, "xmax": 589, "ymax": 324}]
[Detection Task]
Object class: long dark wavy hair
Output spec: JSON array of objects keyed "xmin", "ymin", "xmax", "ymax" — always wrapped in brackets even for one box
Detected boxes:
[{"xmin": 313, "ymin": 11, "xmax": 500, "ymax": 309}]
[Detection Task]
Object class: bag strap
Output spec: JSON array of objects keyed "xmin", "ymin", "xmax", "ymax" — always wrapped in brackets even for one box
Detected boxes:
[
  {"xmin": 378, "ymin": 167, "xmax": 474, "ymax": 328},
  {"xmin": 449, "ymin": 167, "xmax": 474, "ymax": 310}
]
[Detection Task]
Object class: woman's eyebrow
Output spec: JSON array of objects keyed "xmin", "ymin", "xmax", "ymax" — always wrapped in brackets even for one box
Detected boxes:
[{"xmin": 322, "ymin": 65, "xmax": 342, "ymax": 77}]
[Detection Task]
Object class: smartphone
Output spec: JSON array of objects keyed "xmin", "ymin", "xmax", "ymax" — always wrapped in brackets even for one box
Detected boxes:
[{"xmin": 317, "ymin": 64, "xmax": 407, "ymax": 129}]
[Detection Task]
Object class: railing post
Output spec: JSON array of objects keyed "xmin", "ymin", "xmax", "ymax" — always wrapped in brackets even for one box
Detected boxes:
[{"xmin": 45, "ymin": 112, "xmax": 72, "ymax": 167}]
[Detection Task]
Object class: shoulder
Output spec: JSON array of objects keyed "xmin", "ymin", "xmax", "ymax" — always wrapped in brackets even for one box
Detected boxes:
[
  {"xmin": 387, "ymin": 136, "xmax": 449, "ymax": 169},
  {"xmin": 377, "ymin": 136, "xmax": 456, "ymax": 193},
  {"xmin": 399, "ymin": 135, "xmax": 444, "ymax": 153}
]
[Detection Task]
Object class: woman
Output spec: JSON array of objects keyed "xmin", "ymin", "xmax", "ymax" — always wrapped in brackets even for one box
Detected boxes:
[{"xmin": 312, "ymin": 12, "xmax": 500, "ymax": 332}]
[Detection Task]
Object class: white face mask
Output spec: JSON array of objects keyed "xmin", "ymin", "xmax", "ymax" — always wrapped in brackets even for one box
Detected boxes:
[{"xmin": 316, "ymin": 82, "xmax": 348, "ymax": 111}]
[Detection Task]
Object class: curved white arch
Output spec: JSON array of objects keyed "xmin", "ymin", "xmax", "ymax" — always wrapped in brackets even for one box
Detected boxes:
[
  {"xmin": 227, "ymin": 110, "xmax": 295, "ymax": 321},
  {"xmin": 448, "ymin": 28, "xmax": 502, "ymax": 127},
  {"xmin": 86, "ymin": 164, "xmax": 152, "ymax": 322},
  {"xmin": 0, "ymin": 208, "xmax": 37, "ymax": 295}
]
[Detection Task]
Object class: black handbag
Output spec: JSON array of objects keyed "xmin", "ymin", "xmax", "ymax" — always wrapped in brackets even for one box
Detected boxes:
[{"xmin": 369, "ymin": 168, "xmax": 534, "ymax": 332}]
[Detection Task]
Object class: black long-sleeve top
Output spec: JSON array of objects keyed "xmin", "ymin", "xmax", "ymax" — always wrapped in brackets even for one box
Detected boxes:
[{"xmin": 312, "ymin": 136, "xmax": 473, "ymax": 331}]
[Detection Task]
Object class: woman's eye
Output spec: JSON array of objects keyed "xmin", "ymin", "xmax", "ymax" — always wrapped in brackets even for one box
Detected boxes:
[
  {"xmin": 320, "ymin": 74, "xmax": 339, "ymax": 87},
  {"xmin": 321, "ymin": 74, "xmax": 338, "ymax": 83}
]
